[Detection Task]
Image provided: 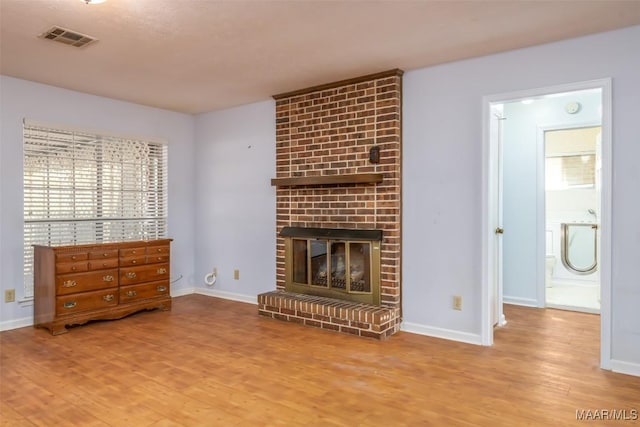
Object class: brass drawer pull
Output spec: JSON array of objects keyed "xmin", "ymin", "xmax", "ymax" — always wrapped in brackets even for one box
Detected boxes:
[
  {"xmin": 62, "ymin": 280, "xmax": 77, "ymax": 288},
  {"xmin": 126, "ymin": 272, "xmax": 137, "ymax": 279},
  {"xmin": 156, "ymin": 285, "xmax": 167, "ymax": 292},
  {"xmin": 131, "ymin": 260, "xmax": 137, "ymax": 264},
  {"xmin": 103, "ymin": 294, "xmax": 115, "ymax": 302},
  {"xmin": 71, "ymin": 266, "xmax": 77, "ymax": 271},
  {"xmin": 126, "ymin": 290, "xmax": 137, "ymax": 297},
  {"xmin": 157, "ymin": 268, "xmax": 167, "ymax": 274},
  {"xmin": 132, "ymin": 250, "xmax": 137, "ymax": 254},
  {"xmin": 63, "ymin": 301, "xmax": 77, "ymax": 309},
  {"xmin": 71, "ymin": 255, "xmax": 77, "ymax": 260},
  {"xmin": 103, "ymin": 253, "xmax": 108, "ymax": 257},
  {"xmin": 103, "ymin": 275, "xmax": 114, "ymax": 282}
]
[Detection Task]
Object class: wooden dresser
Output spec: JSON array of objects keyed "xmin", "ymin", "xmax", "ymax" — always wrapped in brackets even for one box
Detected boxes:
[{"xmin": 34, "ymin": 239, "xmax": 173, "ymax": 335}]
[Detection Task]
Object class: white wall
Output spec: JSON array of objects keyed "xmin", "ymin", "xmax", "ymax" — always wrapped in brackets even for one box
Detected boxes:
[
  {"xmin": 0, "ymin": 76, "xmax": 196, "ymax": 328},
  {"xmin": 403, "ymin": 25, "xmax": 640, "ymax": 369},
  {"xmin": 502, "ymin": 91, "xmax": 601, "ymax": 303},
  {"xmin": 193, "ymin": 101, "xmax": 276, "ymax": 302}
]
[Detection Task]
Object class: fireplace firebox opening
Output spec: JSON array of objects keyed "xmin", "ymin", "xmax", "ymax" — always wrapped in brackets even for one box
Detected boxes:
[{"xmin": 282, "ymin": 227, "xmax": 382, "ymax": 305}]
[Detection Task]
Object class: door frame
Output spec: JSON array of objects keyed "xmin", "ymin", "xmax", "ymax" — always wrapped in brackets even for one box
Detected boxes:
[{"xmin": 481, "ymin": 78, "xmax": 612, "ymax": 370}]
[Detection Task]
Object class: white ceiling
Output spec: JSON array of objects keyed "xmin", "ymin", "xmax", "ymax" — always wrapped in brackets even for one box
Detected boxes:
[{"xmin": 2, "ymin": 0, "xmax": 639, "ymax": 114}]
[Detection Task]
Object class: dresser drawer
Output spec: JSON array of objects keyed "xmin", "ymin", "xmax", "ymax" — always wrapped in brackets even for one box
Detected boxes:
[
  {"xmin": 56, "ymin": 269, "xmax": 118, "ymax": 295},
  {"xmin": 88, "ymin": 258, "xmax": 119, "ymax": 271},
  {"xmin": 146, "ymin": 254, "xmax": 170, "ymax": 264},
  {"xmin": 88, "ymin": 249, "xmax": 119, "ymax": 260},
  {"xmin": 120, "ymin": 280, "xmax": 170, "ymax": 303},
  {"xmin": 147, "ymin": 245, "xmax": 170, "ymax": 255},
  {"xmin": 56, "ymin": 261, "xmax": 89, "ymax": 274},
  {"xmin": 56, "ymin": 288, "xmax": 118, "ymax": 316},
  {"xmin": 119, "ymin": 247, "xmax": 146, "ymax": 258},
  {"xmin": 120, "ymin": 256, "xmax": 146, "ymax": 266},
  {"xmin": 55, "ymin": 252, "xmax": 88, "ymax": 263},
  {"xmin": 120, "ymin": 263, "xmax": 169, "ymax": 285}
]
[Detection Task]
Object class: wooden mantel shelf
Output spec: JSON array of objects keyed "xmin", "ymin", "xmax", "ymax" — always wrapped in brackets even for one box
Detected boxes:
[{"xmin": 270, "ymin": 173, "xmax": 383, "ymax": 187}]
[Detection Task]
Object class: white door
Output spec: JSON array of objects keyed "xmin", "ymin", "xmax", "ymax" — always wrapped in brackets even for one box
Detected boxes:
[{"xmin": 490, "ymin": 105, "xmax": 506, "ymax": 326}]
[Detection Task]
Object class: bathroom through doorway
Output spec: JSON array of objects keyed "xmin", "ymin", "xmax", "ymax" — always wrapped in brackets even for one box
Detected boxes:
[
  {"xmin": 482, "ymin": 79, "xmax": 612, "ymax": 369},
  {"xmin": 543, "ymin": 124, "xmax": 601, "ymax": 314}
]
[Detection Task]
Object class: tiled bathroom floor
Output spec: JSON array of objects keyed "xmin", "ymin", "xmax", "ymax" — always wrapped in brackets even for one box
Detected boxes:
[{"xmin": 546, "ymin": 282, "xmax": 600, "ymax": 314}]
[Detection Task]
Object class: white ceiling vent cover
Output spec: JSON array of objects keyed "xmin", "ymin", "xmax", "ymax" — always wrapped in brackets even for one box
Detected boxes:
[{"xmin": 39, "ymin": 26, "xmax": 98, "ymax": 48}]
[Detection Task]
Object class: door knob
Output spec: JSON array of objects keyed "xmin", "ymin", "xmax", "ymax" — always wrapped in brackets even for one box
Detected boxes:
[{"xmin": 495, "ymin": 227, "xmax": 504, "ymax": 234}]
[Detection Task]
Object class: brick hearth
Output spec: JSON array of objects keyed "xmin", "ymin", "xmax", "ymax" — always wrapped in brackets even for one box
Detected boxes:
[{"xmin": 258, "ymin": 291, "xmax": 400, "ymax": 339}]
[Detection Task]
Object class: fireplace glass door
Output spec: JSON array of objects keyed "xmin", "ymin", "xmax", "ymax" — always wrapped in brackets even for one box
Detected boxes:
[{"xmin": 287, "ymin": 237, "xmax": 379, "ymax": 304}]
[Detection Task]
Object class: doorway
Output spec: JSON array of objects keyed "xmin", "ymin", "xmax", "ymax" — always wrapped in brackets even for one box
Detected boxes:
[
  {"xmin": 543, "ymin": 124, "xmax": 601, "ymax": 314},
  {"xmin": 481, "ymin": 79, "xmax": 612, "ymax": 370}
]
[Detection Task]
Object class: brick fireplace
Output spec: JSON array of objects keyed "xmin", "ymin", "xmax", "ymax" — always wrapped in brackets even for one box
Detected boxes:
[{"xmin": 258, "ymin": 69, "xmax": 403, "ymax": 339}]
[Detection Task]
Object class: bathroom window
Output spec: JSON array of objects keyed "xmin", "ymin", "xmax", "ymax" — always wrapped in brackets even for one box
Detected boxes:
[
  {"xmin": 545, "ymin": 126, "xmax": 599, "ymax": 191},
  {"xmin": 23, "ymin": 120, "xmax": 168, "ymax": 299},
  {"xmin": 545, "ymin": 153, "xmax": 595, "ymax": 190}
]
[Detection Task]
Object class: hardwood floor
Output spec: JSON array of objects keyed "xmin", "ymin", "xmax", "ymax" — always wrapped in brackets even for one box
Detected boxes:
[{"xmin": 1, "ymin": 295, "xmax": 638, "ymax": 426}]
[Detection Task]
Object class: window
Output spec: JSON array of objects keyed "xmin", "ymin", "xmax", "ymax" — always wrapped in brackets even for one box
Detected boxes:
[
  {"xmin": 545, "ymin": 153, "xmax": 595, "ymax": 190},
  {"xmin": 23, "ymin": 120, "xmax": 168, "ymax": 298},
  {"xmin": 544, "ymin": 126, "xmax": 599, "ymax": 190}
]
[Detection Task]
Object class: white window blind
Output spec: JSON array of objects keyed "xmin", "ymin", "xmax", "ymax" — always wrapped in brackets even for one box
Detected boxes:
[{"xmin": 23, "ymin": 120, "xmax": 168, "ymax": 298}]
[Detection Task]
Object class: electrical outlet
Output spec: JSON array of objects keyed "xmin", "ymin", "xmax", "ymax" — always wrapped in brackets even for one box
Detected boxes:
[
  {"xmin": 233, "ymin": 269, "xmax": 239, "ymax": 280},
  {"xmin": 5, "ymin": 289, "xmax": 16, "ymax": 303},
  {"xmin": 453, "ymin": 295, "xmax": 462, "ymax": 311}
]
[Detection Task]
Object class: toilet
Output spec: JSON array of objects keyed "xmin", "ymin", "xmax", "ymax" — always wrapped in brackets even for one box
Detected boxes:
[{"xmin": 545, "ymin": 255, "xmax": 556, "ymax": 288}]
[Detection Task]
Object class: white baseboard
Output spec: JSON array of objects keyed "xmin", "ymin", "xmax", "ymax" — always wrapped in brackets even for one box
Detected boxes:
[
  {"xmin": 171, "ymin": 287, "xmax": 196, "ymax": 297},
  {"xmin": 0, "ymin": 316, "xmax": 33, "ymax": 332},
  {"xmin": 503, "ymin": 296, "xmax": 539, "ymax": 307},
  {"xmin": 610, "ymin": 359, "xmax": 640, "ymax": 377},
  {"xmin": 195, "ymin": 287, "xmax": 257, "ymax": 305},
  {"xmin": 172, "ymin": 286, "xmax": 257, "ymax": 305},
  {"xmin": 401, "ymin": 321, "xmax": 483, "ymax": 346}
]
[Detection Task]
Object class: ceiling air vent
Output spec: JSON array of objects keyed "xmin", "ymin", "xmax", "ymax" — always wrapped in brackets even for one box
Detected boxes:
[{"xmin": 39, "ymin": 26, "xmax": 97, "ymax": 48}]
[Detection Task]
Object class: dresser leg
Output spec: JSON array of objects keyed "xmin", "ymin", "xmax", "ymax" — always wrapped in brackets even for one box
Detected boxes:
[{"xmin": 50, "ymin": 323, "xmax": 69, "ymax": 335}]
